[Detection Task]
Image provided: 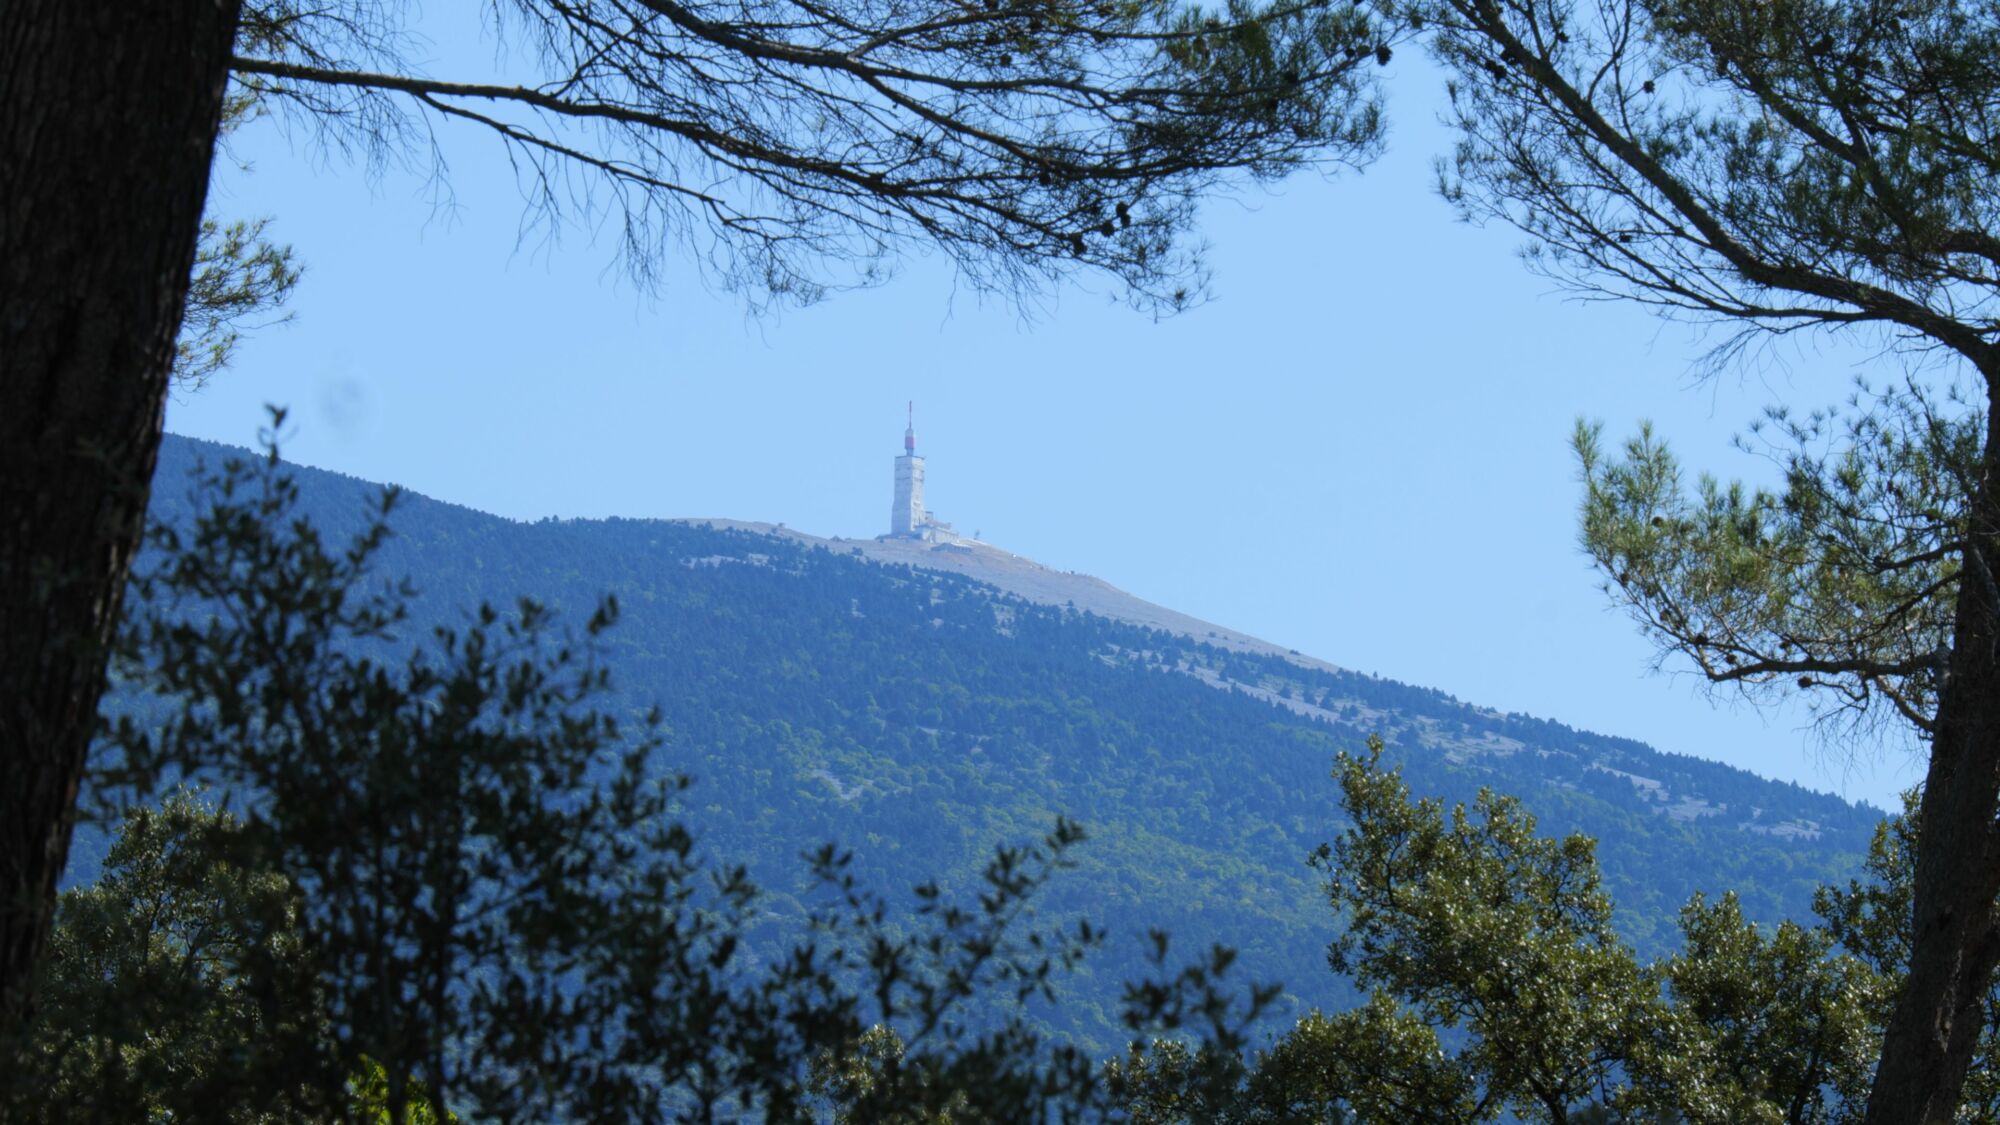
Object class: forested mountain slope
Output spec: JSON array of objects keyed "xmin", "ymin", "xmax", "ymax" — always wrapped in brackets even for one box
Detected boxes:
[{"xmin": 96, "ymin": 435, "xmax": 1884, "ymax": 1051}]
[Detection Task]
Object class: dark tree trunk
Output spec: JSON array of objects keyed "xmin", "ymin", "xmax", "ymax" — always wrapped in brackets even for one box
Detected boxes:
[
  {"xmin": 1865, "ymin": 389, "xmax": 2000, "ymax": 1124},
  {"xmin": 0, "ymin": 0, "xmax": 241, "ymax": 1043}
]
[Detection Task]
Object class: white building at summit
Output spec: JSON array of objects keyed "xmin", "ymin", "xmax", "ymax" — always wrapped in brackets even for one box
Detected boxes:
[{"xmin": 886, "ymin": 404, "xmax": 964, "ymax": 543}]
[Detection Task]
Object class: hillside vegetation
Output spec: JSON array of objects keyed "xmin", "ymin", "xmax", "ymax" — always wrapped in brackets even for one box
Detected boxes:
[{"xmin": 88, "ymin": 435, "xmax": 1883, "ymax": 1052}]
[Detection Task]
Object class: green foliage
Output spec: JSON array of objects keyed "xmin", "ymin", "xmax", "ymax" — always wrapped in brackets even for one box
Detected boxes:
[
  {"xmin": 1576, "ymin": 380, "xmax": 1978, "ymax": 734},
  {"xmin": 1118, "ymin": 743, "xmax": 1896, "ymax": 1123},
  {"xmin": 176, "ymin": 90, "xmax": 297, "ymax": 388},
  {"xmin": 809, "ymin": 1025, "xmax": 970, "ymax": 1124},
  {"xmin": 11, "ymin": 793, "xmax": 482, "ymax": 1124},
  {"xmin": 1244, "ymin": 998, "xmax": 1474, "ymax": 1123},
  {"xmin": 176, "ymin": 216, "xmax": 299, "ymax": 387},
  {"xmin": 1310, "ymin": 737, "xmax": 1652, "ymax": 1123},
  {"xmin": 10, "ymin": 793, "xmax": 332, "ymax": 1123},
  {"xmin": 1638, "ymin": 893, "xmax": 1881, "ymax": 1124},
  {"xmin": 1154, "ymin": 755, "xmax": 1989, "ymax": 1125},
  {"xmin": 348, "ymin": 1056, "xmax": 456, "ymax": 1124},
  {"xmin": 1110, "ymin": 993, "xmax": 1485, "ymax": 1124}
]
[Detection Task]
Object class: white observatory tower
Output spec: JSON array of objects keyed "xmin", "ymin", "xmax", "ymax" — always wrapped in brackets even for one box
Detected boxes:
[{"xmin": 890, "ymin": 402, "xmax": 925, "ymax": 537}]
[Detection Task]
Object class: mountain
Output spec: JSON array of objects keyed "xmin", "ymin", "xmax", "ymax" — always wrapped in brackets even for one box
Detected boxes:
[{"xmin": 89, "ymin": 434, "xmax": 1885, "ymax": 1052}]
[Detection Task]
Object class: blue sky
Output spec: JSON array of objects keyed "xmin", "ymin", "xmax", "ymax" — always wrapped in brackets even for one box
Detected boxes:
[{"xmin": 171, "ymin": 46, "xmax": 1926, "ymax": 811}]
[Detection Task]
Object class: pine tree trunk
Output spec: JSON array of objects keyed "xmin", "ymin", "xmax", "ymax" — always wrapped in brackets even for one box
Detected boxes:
[
  {"xmin": 1866, "ymin": 390, "xmax": 2000, "ymax": 1124},
  {"xmin": 0, "ymin": 0, "xmax": 241, "ymax": 1042}
]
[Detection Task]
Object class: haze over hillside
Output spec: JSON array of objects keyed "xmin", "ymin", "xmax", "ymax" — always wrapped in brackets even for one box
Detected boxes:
[{"xmin": 96, "ymin": 433, "xmax": 1887, "ymax": 1050}]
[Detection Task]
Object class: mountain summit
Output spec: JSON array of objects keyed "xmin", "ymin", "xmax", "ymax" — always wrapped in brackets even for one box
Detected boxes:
[{"xmin": 681, "ymin": 518, "xmax": 1323, "ymax": 672}]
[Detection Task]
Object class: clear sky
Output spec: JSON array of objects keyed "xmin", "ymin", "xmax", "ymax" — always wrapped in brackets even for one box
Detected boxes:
[{"xmin": 170, "ymin": 42, "xmax": 1928, "ymax": 812}]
